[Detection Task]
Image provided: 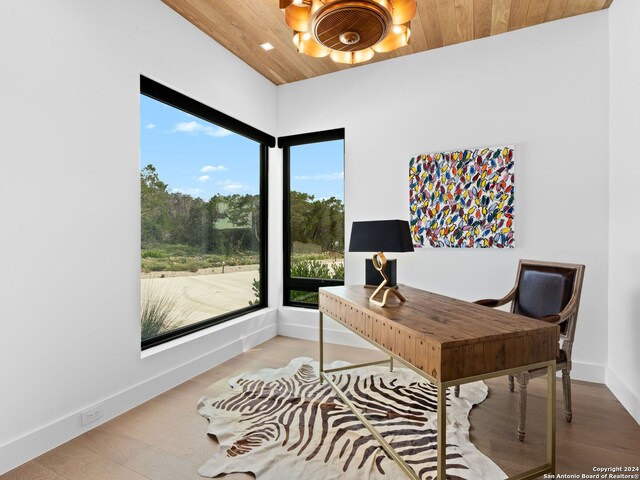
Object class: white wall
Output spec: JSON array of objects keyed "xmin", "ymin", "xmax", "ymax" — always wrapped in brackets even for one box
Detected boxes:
[
  {"xmin": 0, "ymin": 0, "xmax": 278, "ymax": 473},
  {"xmin": 2, "ymin": 0, "xmax": 636, "ymax": 473},
  {"xmin": 277, "ymin": 12, "xmax": 610, "ymax": 383},
  {"xmin": 608, "ymin": 0, "xmax": 640, "ymax": 422}
]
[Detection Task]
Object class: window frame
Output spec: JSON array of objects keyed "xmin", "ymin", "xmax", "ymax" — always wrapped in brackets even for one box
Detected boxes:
[
  {"xmin": 140, "ymin": 75, "xmax": 273, "ymax": 350},
  {"xmin": 279, "ymin": 128, "xmax": 345, "ymax": 309}
]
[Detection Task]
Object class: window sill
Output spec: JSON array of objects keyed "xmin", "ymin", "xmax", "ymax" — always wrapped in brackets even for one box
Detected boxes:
[{"xmin": 140, "ymin": 307, "xmax": 277, "ymax": 359}]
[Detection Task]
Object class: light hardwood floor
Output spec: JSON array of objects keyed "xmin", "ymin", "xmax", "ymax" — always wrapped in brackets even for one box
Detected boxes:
[{"xmin": 4, "ymin": 336, "xmax": 639, "ymax": 479}]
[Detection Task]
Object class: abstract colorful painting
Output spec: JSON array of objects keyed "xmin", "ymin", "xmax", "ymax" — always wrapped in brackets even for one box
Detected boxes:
[{"xmin": 409, "ymin": 146, "xmax": 514, "ymax": 248}]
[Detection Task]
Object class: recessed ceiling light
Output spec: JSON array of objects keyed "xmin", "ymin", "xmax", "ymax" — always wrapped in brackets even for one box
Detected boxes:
[{"xmin": 260, "ymin": 42, "xmax": 274, "ymax": 51}]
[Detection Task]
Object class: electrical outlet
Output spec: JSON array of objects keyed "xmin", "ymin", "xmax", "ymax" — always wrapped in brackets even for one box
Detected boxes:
[{"xmin": 81, "ymin": 404, "xmax": 104, "ymax": 426}]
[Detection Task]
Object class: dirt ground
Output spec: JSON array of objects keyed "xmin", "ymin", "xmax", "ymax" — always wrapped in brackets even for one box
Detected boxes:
[
  {"xmin": 141, "ymin": 270, "xmax": 259, "ymax": 327},
  {"xmin": 141, "ymin": 259, "xmax": 344, "ymax": 329}
]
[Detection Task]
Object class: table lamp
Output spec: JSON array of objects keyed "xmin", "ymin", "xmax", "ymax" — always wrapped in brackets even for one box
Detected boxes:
[{"xmin": 348, "ymin": 219, "xmax": 414, "ymax": 307}]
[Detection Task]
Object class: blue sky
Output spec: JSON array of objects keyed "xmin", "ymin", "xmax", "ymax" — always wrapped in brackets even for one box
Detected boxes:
[
  {"xmin": 290, "ymin": 140, "xmax": 344, "ymax": 201},
  {"xmin": 140, "ymin": 94, "xmax": 344, "ymax": 201}
]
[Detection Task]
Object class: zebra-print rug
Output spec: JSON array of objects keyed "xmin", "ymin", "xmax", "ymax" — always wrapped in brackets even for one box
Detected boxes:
[{"xmin": 197, "ymin": 357, "xmax": 506, "ymax": 480}]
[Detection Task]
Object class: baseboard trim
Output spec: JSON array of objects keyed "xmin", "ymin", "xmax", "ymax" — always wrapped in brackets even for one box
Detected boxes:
[
  {"xmin": 606, "ymin": 367, "xmax": 640, "ymax": 424},
  {"xmin": 278, "ymin": 320, "xmax": 375, "ymax": 349},
  {"xmin": 569, "ymin": 360, "xmax": 606, "ymax": 384},
  {"xmin": 278, "ymin": 307, "xmax": 374, "ymax": 350},
  {"xmin": 0, "ymin": 310, "xmax": 278, "ymax": 475}
]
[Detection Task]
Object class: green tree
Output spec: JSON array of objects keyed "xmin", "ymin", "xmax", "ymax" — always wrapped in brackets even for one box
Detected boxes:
[
  {"xmin": 321, "ymin": 196, "xmax": 344, "ymax": 252},
  {"xmin": 206, "ymin": 195, "xmax": 226, "ymax": 253},
  {"xmin": 290, "ymin": 191, "xmax": 315, "ymax": 244},
  {"xmin": 289, "ymin": 192, "xmax": 344, "ymax": 252},
  {"xmin": 141, "ymin": 164, "xmax": 170, "ymax": 245},
  {"xmin": 167, "ymin": 192, "xmax": 197, "ymax": 245},
  {"xmin": 226, "ymin": 194, "xmax": 261, "ymax": 246},
  {"xmin": 182, "ymin": 198, "xmax": 206, "ymax": 247}
]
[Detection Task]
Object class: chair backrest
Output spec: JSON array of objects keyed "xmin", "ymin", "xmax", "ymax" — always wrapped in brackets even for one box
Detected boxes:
[{"xmin": 511, "ymin": 260, "xmax": 585, "ymax": 338}]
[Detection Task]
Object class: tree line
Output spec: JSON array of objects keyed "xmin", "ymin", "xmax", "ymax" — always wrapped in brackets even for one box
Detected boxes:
[{"xmin": 141, "ymin": 164, "xmax": 344, "ymax": 255}]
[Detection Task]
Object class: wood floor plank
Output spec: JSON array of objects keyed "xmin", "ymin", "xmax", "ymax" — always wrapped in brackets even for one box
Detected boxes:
[
  {"xmin": 34, "ymin": 442, "xmax": 148, "ymax": 480},
  {"xmin": 2, "ymin": 462, "xmax": 66, "ymax": 480},
  {"xmin": 74, "ymin": 427, "xmax": 151, "ymax": 467},
  {"xmin": 125, "ymin": 445, "xmax": 254, "ymax": 480},
  {"xmin": 3, "ymin": 336, "xmax": 638, "ymax": 479},
  {"xmin": 124, "ymin": 446, "xmax": 201, "ymax": 480},
  {"xmin": 103, "ymin": 399, "xmax": 219, "ymax": 467}
]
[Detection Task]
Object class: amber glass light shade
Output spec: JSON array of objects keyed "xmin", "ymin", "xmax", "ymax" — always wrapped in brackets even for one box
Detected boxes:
[
  {"xmin": 329, "ymin": 48, "xmax": 375, "ymax": 65},
  {"xmin": 285, "ymin": 5, "xmax": 310, "ymax": 32},
  {"xmin": 372, "ymin": 23, "xmax": 410, "ymax": 53},
  {"xmin": 293, "ymin": 32, "xmax": 331, "ymax": 57}
]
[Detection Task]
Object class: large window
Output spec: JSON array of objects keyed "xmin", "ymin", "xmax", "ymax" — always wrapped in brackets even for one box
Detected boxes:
[
  {"xmin": 140, "ymin": 76, "xmax": 273, "ymax": 349},
  {"xmin": 280, "ymin": 129, "xmax": 345, "ymax": 307}
]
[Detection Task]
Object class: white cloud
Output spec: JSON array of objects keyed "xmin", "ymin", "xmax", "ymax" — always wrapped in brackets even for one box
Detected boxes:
[
  {"xmin": 173, "ymin": 121, "xmax": 200, "ymax": 133},
  {"xmin": 172, "ymin": 120, "xmax": 233, "ymax": 138},
  {"xmin": 293, "ymin": 171, "xmax": 344, "ymax": 181},
  {"xmin": 197, "ymin": 175, "xmax": 210, "ymax": 182},
  {"xmin": 220, "ymin": 180, "xmax": 249, "ymax": 192},
  {"xmin": 200, "ymin": 165, "xmax": 228, "ymax": 173},
  {"xmin": 146, "ymin": 123, "xmax": 156, "ymax": 129}
]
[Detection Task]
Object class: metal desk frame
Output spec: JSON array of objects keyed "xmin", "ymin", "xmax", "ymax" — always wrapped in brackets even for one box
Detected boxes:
[{"xmin": 319, "ymin": 311, "xmax": 556, "ymax": 480}]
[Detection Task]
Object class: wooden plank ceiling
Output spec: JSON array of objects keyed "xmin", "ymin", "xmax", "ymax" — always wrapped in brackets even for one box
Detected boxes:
[{"xmin": 161, "ymin": 0, "xmax": 613, "ymax": 85}]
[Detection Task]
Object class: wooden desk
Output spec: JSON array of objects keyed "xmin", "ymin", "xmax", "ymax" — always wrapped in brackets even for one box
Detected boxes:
[{"xmin": 318, "ymin": 285, "xmax": 559, "ymax": 480}]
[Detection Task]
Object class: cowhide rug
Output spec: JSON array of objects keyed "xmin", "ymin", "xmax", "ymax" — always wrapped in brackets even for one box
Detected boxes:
[{"xmin": 197, "ymin": 357, "xmax": 505, "ymax": 480}]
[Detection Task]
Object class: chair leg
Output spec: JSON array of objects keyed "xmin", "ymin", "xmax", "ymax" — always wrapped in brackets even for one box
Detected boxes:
[
  {"xmin": 454, "ymin": 385, "xmax": 460, "ymax": 397},
  {"xmin": 562, "ymin": 369, "xmax": 572, "ymax": 422},
  {"xmin": 517, "ymin": 373, "xmax": 529, "ymax": 442},
  {"xmin": 508, "ymin": 374, "xmax": 515, "ymax": 392}
]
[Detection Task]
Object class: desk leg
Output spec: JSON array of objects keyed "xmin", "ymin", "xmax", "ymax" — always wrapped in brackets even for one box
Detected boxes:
[
  {"xmin": 437, "ymin": 382, "xmax": 446, "ymax": 479},
  {"xmin": 319, "ymin": 312, "xmax": 324, "ymax": 384},
  {"xmin": 547, "ymin": 364, "xmax": 556, "ymax": 473}
]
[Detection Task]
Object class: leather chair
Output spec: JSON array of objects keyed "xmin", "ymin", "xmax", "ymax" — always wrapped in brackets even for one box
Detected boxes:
[{"xmin": 456, "ymin": 259, "xmax": 585, "ymax": 441}]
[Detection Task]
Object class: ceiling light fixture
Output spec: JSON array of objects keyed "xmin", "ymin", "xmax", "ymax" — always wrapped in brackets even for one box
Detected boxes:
[
  {"xmin": 279, "ymin": 0, "xmax": 416, "ymax": 65},
  {"xmin": 260, "ymin": 42, "xmax": 275, "ymax": 51}
]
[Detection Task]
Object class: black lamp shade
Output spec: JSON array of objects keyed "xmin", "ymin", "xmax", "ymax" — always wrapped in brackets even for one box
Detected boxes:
[{"xmin": 348, "ymin": 220, "xmax": 414, "ymax": 253}]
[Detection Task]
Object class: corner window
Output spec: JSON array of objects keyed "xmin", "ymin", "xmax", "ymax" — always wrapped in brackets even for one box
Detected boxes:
[
  {"xmin": 140, "ymin": 76, "xmax": 272, "ymax": 349},
  {"xmin": 280, "ymin": 129, "xmax": 345, "ymax": 308}
]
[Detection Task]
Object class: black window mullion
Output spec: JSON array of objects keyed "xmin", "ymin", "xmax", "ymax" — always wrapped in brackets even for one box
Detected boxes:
[
  {"xmin": 141, "ymin": 75, "xmax": 275, "ymax": 147},
  {"xmin": 287, "ymin": 278, "xmax": 343, "ymax": 290},
  {"xmin": 283, "ymin": 143, "xmax": 293, "ymax": 304},
  {"xmin": 140, "ymin": 77, "xmax": 271, "ymax": 350},
  {"xmin": 260, "ymin": 143, "xmax": 269, "ymax": 305},
  {"xmin": 280, "ymin": 129, "xmax": 345, "ymax": 308}
]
